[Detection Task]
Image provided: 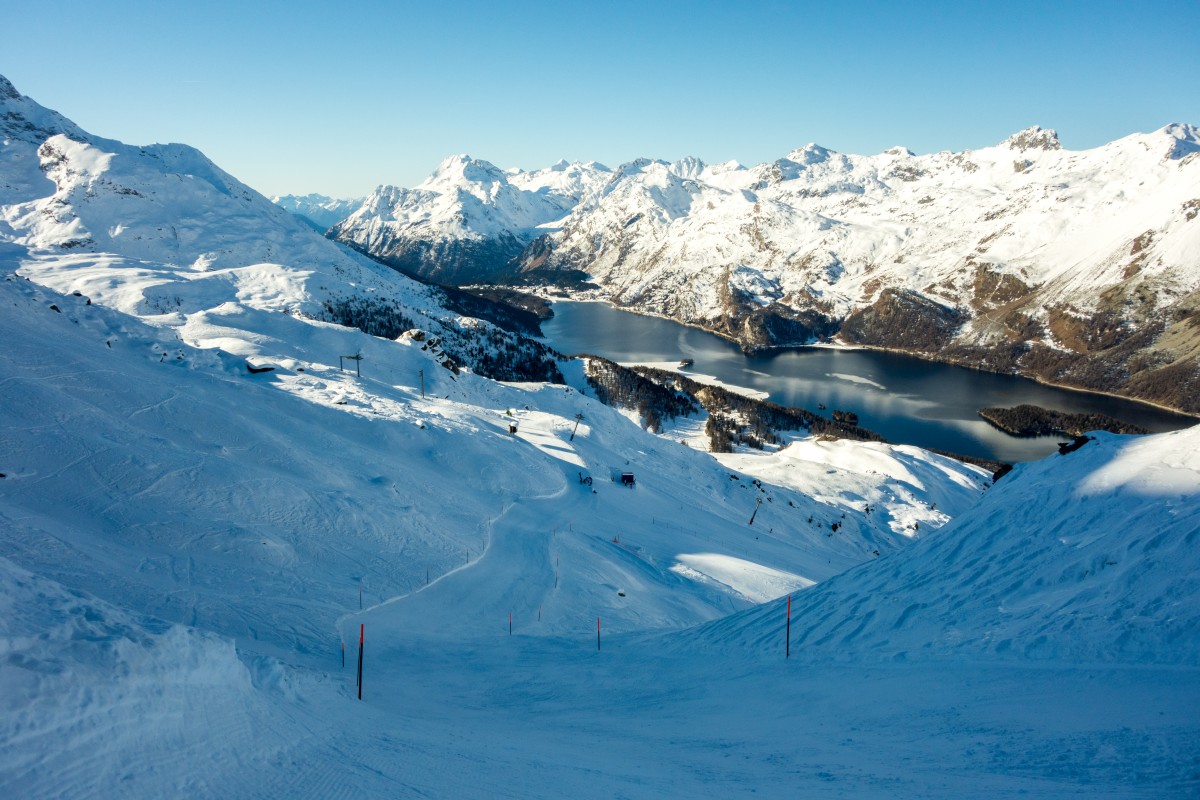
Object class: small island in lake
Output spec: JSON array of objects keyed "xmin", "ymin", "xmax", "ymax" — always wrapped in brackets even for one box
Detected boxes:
[{"xmin": 978, "ymin": 404, "xmax": 1149, "ymax": 437}]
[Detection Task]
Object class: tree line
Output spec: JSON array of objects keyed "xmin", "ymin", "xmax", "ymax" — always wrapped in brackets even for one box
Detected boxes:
[{"xmin": 978, "ymin": 404, "xmax": 1148, "ymax": 437}]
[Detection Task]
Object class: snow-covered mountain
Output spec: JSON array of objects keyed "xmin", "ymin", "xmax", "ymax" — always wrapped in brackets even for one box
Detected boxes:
[
  {"xmin": 271, "ymin": 192, "xmax": 362, "ymax": 231},
  {"xmin": 330, "ymin": 155, "xmax": 611, "ymax": 283},
  {"xmin": 0, "ymin": 74, "xmax": 390, "ymax": 281},
  {"xmin": 338, "ymin": 127, "xmax": 1200, "ymax": 413},
  {"xmin": 0, "ymin": 75, "xmax": 560, "ymax": 383},
  {"xmin": 0, "ymin": 73, "xmax": 991, "ymax": 650}
]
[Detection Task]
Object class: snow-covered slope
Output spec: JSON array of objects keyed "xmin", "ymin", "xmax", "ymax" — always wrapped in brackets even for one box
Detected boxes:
[
  {"xmin": 690, "ymin": 427, "xmax": 1200, "ymax": 665},
  {"xmin": 4, "ymin": 266, "xmax": 1196, "ymax": 797},
  {"xmin": 0, "ymin": 75, "xmax": 411, "ymax": 290},
  {"xmin": 271, "ymin": 192, "xmax": 363, "ymax": 231},
  {"xmin": 330, "ymin": 155, "xmax": 611, "ymax": 283},
  {"xmin": 0, "ymin": 75, "xmax": 565, "ymax": 384},
  {"xmin": 0, "ymin": 68, "xmax": 984, "ymax": 677}
]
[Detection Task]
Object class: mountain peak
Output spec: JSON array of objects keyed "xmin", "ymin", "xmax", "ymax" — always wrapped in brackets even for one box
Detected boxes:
[
  {"xmin": 1160, "ymin": 123, "xmax": 1200, "ymax": 160},
  {"xmin": 437, "ymin": 153, "xmax": 473, "ymax": 169},
  {"xmin": 1002, "ymin": 126, "xmax": 1061, "ymax": 152},
  {"xmin": 0, "ymin": 74, "xmax": 21, "ymax": 101},
  {"xmin": 422, "ymin": 154, "xmax": 507, "ymax": 189},
  {"xmin": 788, "ymin": 143, "xmax": 835, "ymax": 165},
  {"xmin": 670, "ymin": 156, "xmax": 707, "ymax": 179}
]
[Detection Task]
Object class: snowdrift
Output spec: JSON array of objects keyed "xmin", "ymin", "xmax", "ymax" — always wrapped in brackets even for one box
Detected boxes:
[{"xmin": 0, "ymin": 555, "xmax": 283, "ymax": 798}]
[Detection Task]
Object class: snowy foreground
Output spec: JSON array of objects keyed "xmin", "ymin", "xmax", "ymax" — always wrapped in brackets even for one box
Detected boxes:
[{"xmin": 2, "ymin": 74, "xmax": 1199, "ymax": 797}]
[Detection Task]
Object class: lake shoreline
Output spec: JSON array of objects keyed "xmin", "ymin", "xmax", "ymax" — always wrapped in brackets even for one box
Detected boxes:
[{"xmin": 540, "ymin": 298, "xmax": 1200, "ymax": 424}]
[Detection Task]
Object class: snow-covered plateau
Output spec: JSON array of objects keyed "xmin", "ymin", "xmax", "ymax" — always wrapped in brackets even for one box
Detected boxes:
[
  {"xmin": 3, "ymin": 74, "xmax": 1199, "ymax": 798},
  {"xmin": 334, "ymin": 122, "xmax": 1200, "ymax": 415}
]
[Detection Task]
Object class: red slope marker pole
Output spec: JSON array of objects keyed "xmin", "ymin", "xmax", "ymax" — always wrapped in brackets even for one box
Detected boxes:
[
  {"xmin": 509, "ymin": 611, "xmax": 512, "ymax": 636},
  {"xmin": 597, "ymin": 616, "xmax": 601, "ymax": 652},
  {"xmin": 785, "ymin": 595, "xmax": 792, "ymax": 659},
  {"xmin": 341, "ymin": 639, "xmax": 345, "ymax": 669},
  {"xmin": 357, "ymin": 624, "xmax": 364, "ymax": 700}
]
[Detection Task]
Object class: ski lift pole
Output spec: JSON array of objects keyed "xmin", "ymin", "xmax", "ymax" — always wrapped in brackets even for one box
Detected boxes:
[{"xmin": 749, "ymin": 496, "xmax": 763, "ymax": 525}]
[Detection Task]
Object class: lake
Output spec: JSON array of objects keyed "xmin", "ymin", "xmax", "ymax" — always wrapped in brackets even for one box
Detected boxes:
[{"xmin": 539, "ymin": 301, "xmax": 1197, "ymax": 463}]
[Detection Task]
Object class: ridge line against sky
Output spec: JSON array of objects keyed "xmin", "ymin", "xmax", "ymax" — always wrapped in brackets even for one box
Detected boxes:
[{"xmin": 4, "ymin": 0, "xmax": 1199, "ymax": 198}]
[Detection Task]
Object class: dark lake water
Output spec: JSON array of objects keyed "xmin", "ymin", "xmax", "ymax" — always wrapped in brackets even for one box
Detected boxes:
[{"xmin": 540, "ymin": 301, "xmax": 1197, "ymax": 463}]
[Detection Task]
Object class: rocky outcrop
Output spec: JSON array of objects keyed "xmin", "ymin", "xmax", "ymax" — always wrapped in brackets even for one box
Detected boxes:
[
  {"xmin": 341, "ymin": 231, "xmax": 529, "ymax": 284},
  {"xmin": 841, "ymin": 290, "xmax": 964, "ymax": 353}
]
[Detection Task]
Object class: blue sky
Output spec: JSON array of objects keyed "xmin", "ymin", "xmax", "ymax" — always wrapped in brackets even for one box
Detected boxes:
[{"xmin": 4, "ymin": 0, "xmax": 1198, "ymax": 198}]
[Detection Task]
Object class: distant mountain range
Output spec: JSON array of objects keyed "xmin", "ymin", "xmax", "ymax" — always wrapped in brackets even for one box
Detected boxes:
[
  {"xmin": 271, "ymin": 193, "xmax": 363, "ymax": 232},
  {"xmin": 325, "ymin": 126, "xmax": 1200, "ymax": 414}
]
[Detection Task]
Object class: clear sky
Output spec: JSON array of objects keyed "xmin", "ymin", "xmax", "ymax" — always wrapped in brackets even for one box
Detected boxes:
[{"xmin": 4, "ymin": 0, "xmax": 1198, "ymax": 198}]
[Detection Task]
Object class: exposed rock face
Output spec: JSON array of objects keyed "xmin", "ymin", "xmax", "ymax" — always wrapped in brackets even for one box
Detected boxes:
[{"xmin": 342, "ymin": 230, "xmax": 531, "ymax": 285}]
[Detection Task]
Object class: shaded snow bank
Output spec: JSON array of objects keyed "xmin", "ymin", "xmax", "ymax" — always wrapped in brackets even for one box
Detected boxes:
[
  {"xmin": 0, "ymin": 556, "xmax": 285, "ymax": 798},
  {"xmin": 687, "ymin": 428, "xmax": 1200, "ymax": 665}
]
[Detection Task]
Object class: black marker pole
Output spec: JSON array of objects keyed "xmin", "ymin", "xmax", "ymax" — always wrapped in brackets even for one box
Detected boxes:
[
  {"xmin": 786, "ymin": 595, "xmax": 791, "ymax": 659},
  {"xmin": 357, "ymin": 624, "xmax": 364, "ymax": 700}
]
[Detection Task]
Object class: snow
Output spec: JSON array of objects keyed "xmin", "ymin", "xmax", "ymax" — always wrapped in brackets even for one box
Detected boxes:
[
  {"xmin": 2, "ymin": 74, "xmax": 1200, "ymax": 799},
  {"xmin": 271, "ymin": 192, "xmax": 363, "ymax": 230},
  {"xmin": 616, "ymin": 359, "xmax": 771, "ymax": 399},
  {"xmin": 695, "ymin": 429, "xmax": 1200, "ymax": 666},
  {"xmin": 827, "ymin": 371, "xmax": 887, "ymax": 390},
  {"xmin": 332, "ymin": 154, "xmax": 612, "ymax": 254},
  {"xmin": 670, "ymin": 553, "xmax": 815, "ymax": 602}
]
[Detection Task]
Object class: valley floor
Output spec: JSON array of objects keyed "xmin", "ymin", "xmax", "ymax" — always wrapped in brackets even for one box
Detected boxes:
[{"xmin": 310, "ymin": 645, "xmax": 1200, "ymax": 799}]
